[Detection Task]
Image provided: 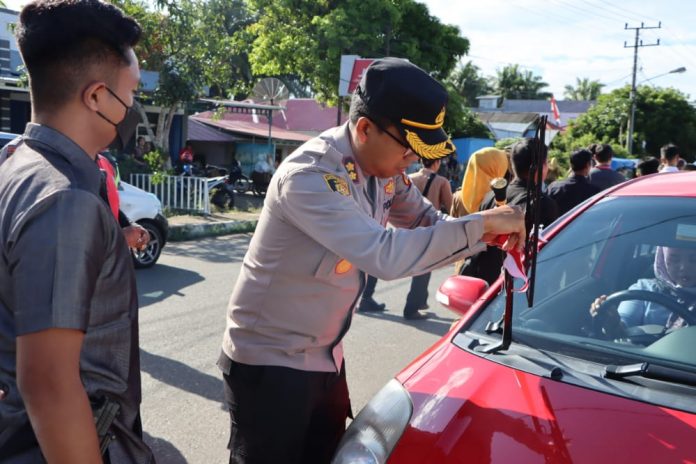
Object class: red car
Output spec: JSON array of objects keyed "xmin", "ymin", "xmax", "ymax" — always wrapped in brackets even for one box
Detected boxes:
[{"xmin": 333, "ymin": 172, "xmax": 696, "ymax": 464}]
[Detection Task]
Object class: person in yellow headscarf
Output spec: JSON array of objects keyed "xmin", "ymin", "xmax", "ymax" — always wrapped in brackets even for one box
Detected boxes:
[
  {"xmin": 451, "ymin": 147, "xmax": 509, "ymax": 273},
  {"xmin": 452, "ymin": 147, "xmax": 509, "ymax": 216}
]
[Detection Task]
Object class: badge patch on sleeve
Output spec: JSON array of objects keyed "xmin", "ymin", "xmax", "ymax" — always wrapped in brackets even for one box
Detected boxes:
[
  {"xmin": 323, "ymin": 174, "xmax": 351, "ymax": 196},
  {"xmin": 335, "ymin": 259, "xmax": 352, "ymax": 274}
]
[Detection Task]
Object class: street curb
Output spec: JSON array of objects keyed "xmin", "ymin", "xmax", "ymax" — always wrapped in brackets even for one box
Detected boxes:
[{"xmin": 168, "ymin": 219, "xmax": 258, "ymax": 242}]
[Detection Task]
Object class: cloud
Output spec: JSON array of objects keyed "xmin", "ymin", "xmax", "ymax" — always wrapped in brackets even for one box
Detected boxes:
[{"xmin": 422, "ymin": 0, "xmax": 696, "ymax": 100}]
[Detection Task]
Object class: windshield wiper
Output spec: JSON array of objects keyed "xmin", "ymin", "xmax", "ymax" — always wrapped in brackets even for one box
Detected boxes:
[
  {"xmin": 478, "ymin": 115, "xmax": 547, "ymax": 354},
  {"xmin": 605, "ymin": 362, "xmax": 696, "ymax": 387}
]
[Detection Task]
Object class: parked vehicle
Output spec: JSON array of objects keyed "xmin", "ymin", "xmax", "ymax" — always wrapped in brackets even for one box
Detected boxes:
[
  {"xmin": 333, "ymin": 172, "xmax": 696, "ymax": 464},
  {"xmin": 0, "ymin": 132, "xmax": 18, "ymax": 149},
  {"xmin": 119, "ymin": 181, "xmax": 169, "ymax": 268},
  {"xmin": 209, "ymin": 176, "xmax": 235, "ymax": 210}
]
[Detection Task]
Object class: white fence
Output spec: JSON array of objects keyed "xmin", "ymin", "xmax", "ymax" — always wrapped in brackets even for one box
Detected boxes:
[{"xmin": 129, "ymin": 173, "xmax": 210, "ymax": 214}]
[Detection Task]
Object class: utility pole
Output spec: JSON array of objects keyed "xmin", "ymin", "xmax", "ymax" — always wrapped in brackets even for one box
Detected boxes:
[{"xmin": 624, "ymin": 22, "xmax": 661, "ymax": 154}]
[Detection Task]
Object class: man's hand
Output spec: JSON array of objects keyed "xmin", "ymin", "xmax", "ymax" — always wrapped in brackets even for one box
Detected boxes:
[
  {"xmin": 123, "ymin": 224, "xmax": 149, "ymax": 250},
  {"xmin": 479, "ymin": 205, "xmax": 526, "ymax": 251}
]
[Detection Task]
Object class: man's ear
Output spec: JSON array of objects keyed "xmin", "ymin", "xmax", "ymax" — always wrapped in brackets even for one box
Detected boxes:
[
  {"xmin": 82, "ymin": 81, "xmax": 106, "ymax": 112},
  {"xmin": 354, "ymin": 117, "xmax": 372, "ymax": 144}
]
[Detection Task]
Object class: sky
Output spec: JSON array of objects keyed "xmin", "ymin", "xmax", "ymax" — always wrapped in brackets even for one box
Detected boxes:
[
  {"xmin": 421, "ymin": 0, "xmax": 696, "ymax": 101},
  {"xmin": 4, "ymin": 0, "xmax": 695, "ymax": 101}
]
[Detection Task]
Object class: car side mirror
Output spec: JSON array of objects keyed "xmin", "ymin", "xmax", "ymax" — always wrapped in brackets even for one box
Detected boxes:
[{"xmin": 436, "ymin": 276, "xmax": 489, "ymax": 317}]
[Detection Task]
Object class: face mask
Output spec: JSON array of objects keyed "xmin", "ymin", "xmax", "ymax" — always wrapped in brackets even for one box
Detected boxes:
[{"xmin": 96, "ymin": 87, "xmax": 141, "ymax": 151}]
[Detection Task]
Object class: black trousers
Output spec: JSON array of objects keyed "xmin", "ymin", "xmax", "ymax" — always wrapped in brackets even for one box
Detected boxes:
[
  {"xmin": 362, "ymin": 275, "xmax": 378, "ymax": 299},
  {"xmin": 404, "ymin": 272, "xmax": 431, "ymax": 314},
  {"xmin": 221, "ymin": 355, "xmax": 351, "ymax": 464}
]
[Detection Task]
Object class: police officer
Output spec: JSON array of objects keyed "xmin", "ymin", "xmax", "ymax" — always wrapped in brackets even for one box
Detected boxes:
[{"xmin": 218, "ymin": 58, "xmax": 525, "ymax": 464}]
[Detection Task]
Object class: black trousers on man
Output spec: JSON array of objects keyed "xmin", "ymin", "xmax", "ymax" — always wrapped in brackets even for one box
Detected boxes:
[
  {"xmin": 403, "ymin": 272, "xmax": 431, "ymax": 316},
  {"xmin": 220, "ymin": 354, "xmax": 351, "ymax": 464}
]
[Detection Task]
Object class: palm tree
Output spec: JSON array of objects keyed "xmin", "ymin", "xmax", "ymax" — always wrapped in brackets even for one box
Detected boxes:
[
  {"xmin": 493, "ymin": 64, "xmax": 550, "ymax": 100},
  {"xmin": 564, "ymin": 77, "xmax": 604, "ymax": 100},
  {"xmin": 446, "ymin": 61, "xmax": 493, "ymax": 107}
]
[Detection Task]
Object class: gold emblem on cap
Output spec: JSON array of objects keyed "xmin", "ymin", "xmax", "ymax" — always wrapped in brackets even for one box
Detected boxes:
[
  {"xmin": 405, "ymin": 130, "xmax": 455, "ymax": 160},
  {"xmin": 400, "ymin": 107, "xmax": 446, "ymax": 130}
]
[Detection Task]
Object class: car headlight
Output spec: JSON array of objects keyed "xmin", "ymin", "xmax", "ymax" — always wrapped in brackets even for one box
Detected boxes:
[{"xmin": 332, "ymin": 379, "xmax": 412, "ymax": 464}]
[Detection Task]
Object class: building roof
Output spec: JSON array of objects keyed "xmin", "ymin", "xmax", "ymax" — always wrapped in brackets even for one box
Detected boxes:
[
  {"xmin": 193, "ymin": 98, "xmax": 346, "ymax": 137},
  {"xmin": 475, "ymin": 111, "xmax": 539, "ymax": 124},
  {"xmin": 502, "ymin": 99, "xmax": 595, "ymax": 113},
  {"xmin": 191, "ymin": 116, "xmax": 312, "ymax": 143},
  {"xmin": 187, "ymin": 119, "xmax": 243, "ymax": 143}
]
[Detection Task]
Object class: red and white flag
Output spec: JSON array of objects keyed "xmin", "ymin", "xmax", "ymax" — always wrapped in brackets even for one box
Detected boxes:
[
  {"xmin": 550, "ymin": 96, "xmax": 561, "ymax": 124},
  {"xmin": 491, "ymin": 235, "xmax": 529, "ymax": 292}
]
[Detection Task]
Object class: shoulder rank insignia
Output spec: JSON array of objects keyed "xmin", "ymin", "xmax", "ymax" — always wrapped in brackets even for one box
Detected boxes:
[
  {"xmin": 323, "ymin": 174, "xmax": 351, "ymax": 197},
  {"xmin": 384, "ymin": 178, "xmax": 395, "ymax": 195},
  {"xmin": 343, "ymin": 157, "xmax": 359, "ymax": 183}
]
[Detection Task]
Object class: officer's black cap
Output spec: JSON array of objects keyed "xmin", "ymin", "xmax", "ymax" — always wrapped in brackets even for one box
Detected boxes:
[{"xmin": 355, "ymin": 58, "xmax": 455, "ymax": 160}]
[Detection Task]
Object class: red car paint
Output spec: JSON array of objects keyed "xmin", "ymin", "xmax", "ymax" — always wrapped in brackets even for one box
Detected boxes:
[{"xmin": 387, "ymin": 172, "xmax": 696, "ymax": 464}]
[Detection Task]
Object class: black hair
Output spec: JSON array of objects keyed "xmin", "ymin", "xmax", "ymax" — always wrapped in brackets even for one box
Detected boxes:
[
  {"xmin": 510, "ymin": 138, "xmax": 547, "ymax": 179},
  {"xmin": 660, "ymin": 144, "xmax": 680, "ymax": 161},
  {"xmin": 636, "ymin": 156, "xmax": 659, "ymax": 176},
  {"xmin": 16, "ymin": 0, "xmax": 141, "ymax": 112},
  {"xmin": 593, "ymin": 143, "xmax": 614, "ymax": 163},
  {"xmin": 422, "ymin": 158, "xmax": 438, "ymax": 168},
  {"xmin": 570, "ymin": 148, "xmax": 592, "ymax": 171},
  {"xmin": 683, "ymin": 164, "xmax": 696, "ymax": 171},
  {"xmin": 348, "ymin": 91, "xmax": 393, "ymax": 129}
]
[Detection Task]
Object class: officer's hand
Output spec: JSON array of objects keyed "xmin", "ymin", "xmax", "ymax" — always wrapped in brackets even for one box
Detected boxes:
[
  {"xmin": 123, "ymin": 224, "xmax": 150, "ymax": 250},
  {"xmin": 479, "ymin": 205, "xmax": 525, "ymax": 252}
]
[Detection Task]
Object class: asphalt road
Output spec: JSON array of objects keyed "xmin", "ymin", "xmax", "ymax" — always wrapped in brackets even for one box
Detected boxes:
[{"xmin": 136, "ymin": 234, "xmax": 459, "ymax": 463}]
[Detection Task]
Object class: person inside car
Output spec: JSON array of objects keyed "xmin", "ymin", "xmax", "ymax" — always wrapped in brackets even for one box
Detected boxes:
[{"xmin": 589, "ymin": 245, "xmax": 696, "ymax": 339}]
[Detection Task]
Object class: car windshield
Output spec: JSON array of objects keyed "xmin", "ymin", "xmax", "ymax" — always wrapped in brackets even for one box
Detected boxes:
[{"xmin": 468, "ymin": 196, "xmax": 696, "ymax": 371}]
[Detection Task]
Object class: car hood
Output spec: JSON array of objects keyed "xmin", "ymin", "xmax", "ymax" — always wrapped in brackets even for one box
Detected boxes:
[{"xmin": 389, "ymin": 342, "xmax": 696, "ymax": 464}]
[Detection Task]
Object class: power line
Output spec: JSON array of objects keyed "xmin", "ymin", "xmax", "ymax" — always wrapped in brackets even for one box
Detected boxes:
[
  {"xmin": 549, "ymin": 0, "xmax": 624, "ymax": 24},
  {"xmin": 642, "ymin": 28, "xmax": 696, "ymax": 70},
  {"xmin": 577, "ymin": 0, "xmax": 650, "ymax": 24},
  {"xmin": 601, "ymin": 0, "xmax": 661, "ymax": 23}
]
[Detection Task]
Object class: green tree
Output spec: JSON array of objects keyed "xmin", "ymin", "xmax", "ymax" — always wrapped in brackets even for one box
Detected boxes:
[
  {"xmin": 564, "ymin": 77, "xmax": 604, "ymax": 101},
  {"xmin": 492, "ymin": 64, "xmax": 550, "ymax": 100},
  {"xmin": 245, "ymin": 0, "xmax": 469, "ymax": 104},
  {"xmin": 113, "ymin": 0, "xmax": 249, "ymax": 156},
  {"xmin": 552, "ymin": 85, "xmax": 696, "ymax": 159},
  {"xmin": 446, "ymin": 61, "xmax": 492, "ymax": 107}
]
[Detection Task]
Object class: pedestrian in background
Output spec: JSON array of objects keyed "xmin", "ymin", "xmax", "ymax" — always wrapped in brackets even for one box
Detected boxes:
[
  {"xmin": 451, "ymin": 147, "xmax": 509, "ymax": 217},
  {"xmin": 636, "ymin": 156, "xmax": 660, "ymax": 176},
  {"xmin": 659, "ymin": 144, "xmax": 681, "ymax": 173},
  {"xmin": 0, "ymin": 1, "xmax": 153, "ymax": 462},
  {"xmin": 218, "ymin": 58, "xmax": 525, "ymax": 464},
  {"xmin": 588, "ymin": 143, "xmax": 625, "ymax": 191},
  {"xmin": 402, "ymin": 158, "xmax": 453, "ymax": 319},
  {"xmin": 451, "ymin": 147, "xmax": 508, "ymax": 274},
  {"xmin": 547, "ymin": 149, "xmax": 600, "ymax": 216},
  {"xmin": 460, "ymin": 138, "xmax": 558, "ymax": 284}
]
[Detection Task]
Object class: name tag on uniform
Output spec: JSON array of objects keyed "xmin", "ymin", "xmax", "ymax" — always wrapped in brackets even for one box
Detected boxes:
[{"xmin": 323, "ymin": 174, "xmax": 351, "ymax": 197}]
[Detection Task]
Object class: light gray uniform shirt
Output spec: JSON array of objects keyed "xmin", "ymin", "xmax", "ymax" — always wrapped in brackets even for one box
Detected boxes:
[{"xmin": 220, "ymin": 124, "xmax": 486, "ymax": 373}]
